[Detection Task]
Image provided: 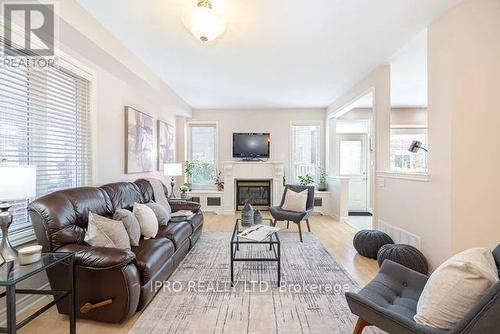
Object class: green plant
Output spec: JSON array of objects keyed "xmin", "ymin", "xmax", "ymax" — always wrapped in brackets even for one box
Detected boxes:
[
  {"xmin": 319, "ymin": 168, "xmax": 327, "ymax": 185},
  {"xmin": 298, "ymin": 174, "xmax": 314, "ymax": 186},
  {"xmin": 185, "ymin": 159, "xmax": 216, "ymax": 185},
  {"xmin": 185, "ymin": 160, "xmax": 195, "ymax": 177},
  {"xmin": 179, "ymin": 185, "xmax": 189, "ymax": 193}
]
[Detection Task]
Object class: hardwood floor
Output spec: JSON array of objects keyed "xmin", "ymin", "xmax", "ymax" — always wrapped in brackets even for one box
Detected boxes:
[{"xmin": 18, "ymin": 213, "xmax": 378, "ymax": 333}]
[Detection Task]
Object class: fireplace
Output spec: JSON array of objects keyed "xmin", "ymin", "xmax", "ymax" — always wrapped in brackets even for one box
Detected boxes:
[{"xmin": 236, "ymin": 180, "xmax": 271, "ymax": 210}]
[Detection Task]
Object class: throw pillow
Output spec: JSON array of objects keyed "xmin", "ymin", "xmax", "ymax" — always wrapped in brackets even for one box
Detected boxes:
[
  {"xmin": 414, "ymin": 248, "xmax": 498, "ymax": 329},
  {"xmin": 133, "ymin": 202, "xmax": 159, "ymax": 239},
  {"xmin": 281, "ymin": 189, "xmax": 308, "ymax": 212},
  {"xmin": 85, "ymin": 212, "xmax": 131, "ymax": 249},
  {"xmin": 113, "ymin": 209, "xmax": 141, "ymax": 246},
  {"xmin": 145, "ymin": 202, "xmax": 171, "ymax": 226}
]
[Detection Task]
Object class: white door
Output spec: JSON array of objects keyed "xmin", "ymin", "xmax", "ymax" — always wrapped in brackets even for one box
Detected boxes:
[{"xmin": 337, "ymin": 134, "xmax": 368, "ymax": 212}]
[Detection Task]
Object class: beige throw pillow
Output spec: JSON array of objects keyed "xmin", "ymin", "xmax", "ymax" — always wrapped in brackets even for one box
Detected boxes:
[
  {"xmin": 133, "ymin": 202, "xmax": 159, "ymax": 239},
  {"xmin": 113, "ymin": 209, "xmax": 141, "ymax": 246},
  {"xmin": 145, "ymin": 202, "xmax": 171, "ymax": 226},
  {"xmin": 85, "ymin": 212, "xmax": 131, "ymax": 249},
  {"xmin": 414, "ymin": 248, "xmax": 498, "ymax": 329},
  {"xmin": 281, "ymin": 189, "xmax": 308, "ymax": 212}
]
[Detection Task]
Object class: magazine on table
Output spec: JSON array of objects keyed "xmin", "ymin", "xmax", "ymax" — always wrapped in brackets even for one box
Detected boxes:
[
  {"xmin": 170, "ymin": 210, "xmax": 193, "ymax": 217},
  {"xmin": 237, "ymin": 224, "xmax": 280, "ymax": 242}
]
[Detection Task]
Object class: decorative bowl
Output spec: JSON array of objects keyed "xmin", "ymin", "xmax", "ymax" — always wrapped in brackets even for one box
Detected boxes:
[{"xmin": 18, "ymin": 245, "xmax": 42, "ymax": 265}]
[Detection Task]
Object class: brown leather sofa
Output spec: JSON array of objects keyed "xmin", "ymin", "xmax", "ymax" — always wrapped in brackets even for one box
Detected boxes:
[{"xmin": 28, "ymin": 179, "xmax": 203, "ymax": 323}]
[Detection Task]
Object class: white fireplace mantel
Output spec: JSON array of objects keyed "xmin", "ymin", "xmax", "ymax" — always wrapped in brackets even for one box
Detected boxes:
[{"xmin": 222, "ymin": 161, "xmax": 285, "ymax": 214}]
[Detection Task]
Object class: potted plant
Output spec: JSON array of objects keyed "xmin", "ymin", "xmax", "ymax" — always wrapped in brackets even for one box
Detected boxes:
[
  {"xmin": 215, "ymin": 170, "xmax": 224, "ymax": 191},
  {"xmin": 184, "ymin": 160, "xmax": 195, "ymax": 190},
  {"xmin": 318, "ymin": 168, "xmax": 328, "ymax": 191},
  {"xmin": 298, "ymin": 174, "xmax": 314, "ymax": 186},
  {"xmin": 179, "ymin": 184, "xmax": 189, "ymax": 199}
]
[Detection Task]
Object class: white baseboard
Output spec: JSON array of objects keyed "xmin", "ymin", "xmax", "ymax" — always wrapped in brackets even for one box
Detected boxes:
[{"xmin": 378, "ymin": 219, "xmax": 422, "ymax": 250}]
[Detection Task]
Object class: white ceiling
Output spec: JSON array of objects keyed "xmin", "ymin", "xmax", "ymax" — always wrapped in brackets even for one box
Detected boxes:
[{"xmin": 77, "ymin": 0, "xmax": 460, "ymax": 109}]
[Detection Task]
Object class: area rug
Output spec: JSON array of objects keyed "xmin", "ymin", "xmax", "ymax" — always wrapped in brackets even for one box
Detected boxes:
[{"xmin": 130, "ymin": 231, "xmax": 377, "ymax": 334}]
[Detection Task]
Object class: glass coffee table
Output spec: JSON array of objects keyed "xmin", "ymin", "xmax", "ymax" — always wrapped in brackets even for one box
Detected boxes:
[{"xmin": 230, "ymin": 218, "xmax": 281, "ymax": 286}]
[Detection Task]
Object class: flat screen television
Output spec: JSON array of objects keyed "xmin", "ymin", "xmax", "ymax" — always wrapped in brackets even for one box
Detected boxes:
[{"xmin": 233, "ymin": 133, "xmax": 270, "ymax": 159}]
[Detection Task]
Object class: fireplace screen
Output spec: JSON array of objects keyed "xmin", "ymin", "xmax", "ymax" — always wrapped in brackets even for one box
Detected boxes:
[{"xmin": 236, "ymin": 180, "xmax": 271, "ymax": 210}]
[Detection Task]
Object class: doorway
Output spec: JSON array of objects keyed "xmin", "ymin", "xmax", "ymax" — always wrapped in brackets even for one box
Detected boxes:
[
  {"xmin": 338, "ymin": 133, "xmax": 368, "ymax": 212},
  {"xmin": 328, "ymin": 91, "xmax": 375, "ymax": 231}
]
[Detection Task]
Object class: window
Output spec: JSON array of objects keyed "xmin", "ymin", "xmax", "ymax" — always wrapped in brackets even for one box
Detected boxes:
[
  {"xmin": 291, "ymin": 123, "xmax": 321, "ymax": 183},
  {"xmin": 339, "ymin": 139, "xmax": 362, "ymax": 175},
  {"xmin": 0, "ymin": 57, "xmax": 92, "ymax": 238},
  {"xmin": 390, "ymin": 128, "xmax": 428, "ymax": 172},
  {"xmin": 187, "ymin": 123, "xmax": 217, "ymax": 187}
]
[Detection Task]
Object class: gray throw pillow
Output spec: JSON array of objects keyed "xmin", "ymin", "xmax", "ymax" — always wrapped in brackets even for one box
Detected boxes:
[
  {"xmin": 146, "ymin": 202, "xmax": 171, "ymax": 226},
  {"xmin": 85, "ymin": 212, "xmax": 131, "ymax": 250},
  {"xmin": 113, "ymin": 209, "xmax": 141, "ymax": 246}
]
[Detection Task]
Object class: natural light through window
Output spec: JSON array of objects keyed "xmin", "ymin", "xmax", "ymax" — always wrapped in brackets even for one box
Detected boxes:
[
  {"xmin": 390, "ymin": 128, "xmax": 428, "ymax": 172},
  {"xmin": 187, "ymin": 123, "xmax": 217, "ymax": 187},
  {"xmin": 291, "ymin": 123, "xmax": 321, "ymax": 183}
]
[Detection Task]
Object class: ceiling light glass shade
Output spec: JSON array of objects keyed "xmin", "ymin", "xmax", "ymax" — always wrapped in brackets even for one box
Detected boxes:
[{"xmin": 183, "ymin": 5, "xmax": 226, "ymax": 42}]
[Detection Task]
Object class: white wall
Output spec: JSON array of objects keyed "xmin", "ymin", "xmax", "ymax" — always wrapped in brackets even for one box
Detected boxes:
[
  {"xmin": 182, "ymin": 108, "xmax": 326, "ymax": 182},
  {"xmin": 57, "ymin": 1, "xmax": 192, "ymax": 184},
  {"xmin": 429, "ymin": 0, "xmax": 500, "ymax": 253}
]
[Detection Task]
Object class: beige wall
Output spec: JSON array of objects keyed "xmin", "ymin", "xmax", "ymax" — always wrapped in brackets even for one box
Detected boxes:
[
  {"xmin": 429, "ymin": 0, "xmax": 500, "ymax": 253},
  {"xmin": 391, "ymin": 108, "xmax": 427, "ymax": 127},
  {"xmin": 56, "ymin": 1, "xmax": 191, "ymax": 184},
  {"xmin": 180, "ymin": 108, "xmax": 326, "ymax": 182},
  {"xmin": 328, "ymin": 0, "xmax": 500, "ymax": 268}
]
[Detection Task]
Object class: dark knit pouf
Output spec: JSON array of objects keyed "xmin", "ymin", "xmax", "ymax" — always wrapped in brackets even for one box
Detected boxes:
[
  {"xmin": 377, "ymin": 244, "xmax": 429, "ymax": 275},
  {"xmin": 353, "ymin": 230, "xmax": 394, "ymax": 259}
]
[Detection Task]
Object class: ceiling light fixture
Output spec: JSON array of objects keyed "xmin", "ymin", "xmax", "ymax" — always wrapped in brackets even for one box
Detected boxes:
[{"xmin": 183, "ymin": 0, "xmax": 226, "ymax": 43}]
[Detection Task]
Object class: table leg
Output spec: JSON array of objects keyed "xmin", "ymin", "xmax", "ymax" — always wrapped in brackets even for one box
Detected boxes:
[
  {"xmin": 6, "ymin": 284, "xmax": 16, "ymax": 334},
  {"xmin": 230, "ymin": 243, "xmax": 234, "ymax": 287},
  {"xmin": 277, "ymin": 242, "xmax": 281, "ymax": 286},
  {"xmin": 69, "ymin": 256, "xmax": 76, "ymax": 334}
]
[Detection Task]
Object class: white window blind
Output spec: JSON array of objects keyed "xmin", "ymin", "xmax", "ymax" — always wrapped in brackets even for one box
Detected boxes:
[
  {"xmin": 291, "ymin": 124, "xmax": 321, "ymax": 183},
  {"xmin": 0, "ymin": 56, "xmax": 92, "ymax": 235}
]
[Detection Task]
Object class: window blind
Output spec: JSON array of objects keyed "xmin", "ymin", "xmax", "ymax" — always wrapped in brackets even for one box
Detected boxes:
[{"xmin": 0, "ymin": 53, "xmax": 92, "ymax": 235}]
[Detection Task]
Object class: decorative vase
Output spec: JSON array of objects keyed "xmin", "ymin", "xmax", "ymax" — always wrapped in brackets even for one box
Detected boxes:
[
  {"xmin": 253, "ymin": 210, "xmax": 263, "ymax": 225},
  {"xmin": 318, "ymin": 183, "xmax": 328, "ymax": 191},
  {"xmin": 241, "ymin": 200, "xmax": 254, "ymax": 227},
  {"xmin": 181, "ymin": 192, "xmax": 187, "ymax": 199}
]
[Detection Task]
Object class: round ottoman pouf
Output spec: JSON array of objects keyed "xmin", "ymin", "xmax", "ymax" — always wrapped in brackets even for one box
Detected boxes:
[
  {"xmin": 353, "ymin": 230, "xmax": 394, "ymax": 259},
  {"xmin": 377, "ymin": 244, "xmax": 429, "ymax": 275}
]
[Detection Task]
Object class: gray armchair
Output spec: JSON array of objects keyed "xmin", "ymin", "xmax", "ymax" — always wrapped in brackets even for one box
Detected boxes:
[
  {"xmin": 269, "ymin": 185, "xmax": 315, "ymax": 242},
  {"xmin": 346, "ymin": 244, "xmax": 500, "ymax": 334}
]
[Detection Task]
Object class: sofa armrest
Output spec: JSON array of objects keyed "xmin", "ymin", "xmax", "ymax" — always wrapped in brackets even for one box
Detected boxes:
[
  {"xmin": 57, "ymin": 244, "xmax": 136, "ymax": 270},
  {"xmin": 170, "ymin": 201, "xmax": 201, "ymax": 213}
]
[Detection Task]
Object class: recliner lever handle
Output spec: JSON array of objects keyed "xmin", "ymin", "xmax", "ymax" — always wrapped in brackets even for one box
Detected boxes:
[{"xmin": 80, "ymin": 299, "xmax": 113, "ymax": 313}]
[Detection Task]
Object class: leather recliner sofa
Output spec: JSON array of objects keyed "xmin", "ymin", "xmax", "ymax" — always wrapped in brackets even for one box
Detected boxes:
[{"xmin": 28, "ymin": 179, "xmax": 203, "ymax": 323}]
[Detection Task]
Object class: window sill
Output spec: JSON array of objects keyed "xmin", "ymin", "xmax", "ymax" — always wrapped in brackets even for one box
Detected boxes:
[{"xmin": 376, "ymin": 170, "xmax": 430, "ymax": 182}]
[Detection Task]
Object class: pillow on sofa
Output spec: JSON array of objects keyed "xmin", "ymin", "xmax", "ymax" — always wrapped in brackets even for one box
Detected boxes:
[
  {"xmin": 113, "ymin": 209, "xmax": 141, "ymax": 246},
  {"xmin": 145, "ymin": 202, "xmax": 171, "ymax": 226},
  {"xmin": 85, "ymin": 212, "xmax": 131, "ymax": 249},
  {"xmin": 281, "ymin": 189, "xmax": 308, "ymax": 212},
  {"xmin": 133, "ymin": 203, "xmax": 159, "ymax": 239},
  {"xmin": 414, "ymin": 247, "xmax": 498, "ymax": 329}
]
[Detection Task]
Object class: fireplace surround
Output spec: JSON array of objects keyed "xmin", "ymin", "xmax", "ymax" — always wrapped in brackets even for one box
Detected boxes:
[{"xmin": 222, "ymin": 161, "xmax": 284, "ymax": 214}]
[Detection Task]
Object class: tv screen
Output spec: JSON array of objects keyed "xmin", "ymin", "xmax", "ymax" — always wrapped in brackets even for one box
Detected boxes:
[{"xmin": 233, "ymin": 133, "xmax": 270, "ymax": 158}]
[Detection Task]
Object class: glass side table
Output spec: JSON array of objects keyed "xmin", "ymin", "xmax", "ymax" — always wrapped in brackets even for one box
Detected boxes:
[{"xmin": 0, "ymin": 252, "xmax": 75, "ymax": 334}]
